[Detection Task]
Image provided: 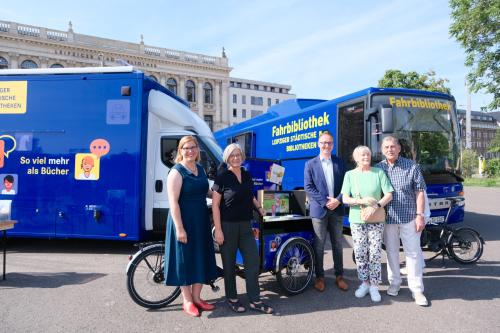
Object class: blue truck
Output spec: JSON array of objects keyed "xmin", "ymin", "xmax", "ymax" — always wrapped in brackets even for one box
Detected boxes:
[
  {"xmin": 0, "ymin": 66, "xmax": 222, "ymax": 240},
  {"xmin": 215, "ymin": 87, "xmax": 465, "ymax": 225}
]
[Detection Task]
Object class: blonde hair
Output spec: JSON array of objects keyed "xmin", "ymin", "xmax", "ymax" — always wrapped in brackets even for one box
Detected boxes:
[
  {"xmin": 175, "ymin": 136, "xmax": 200, "ymax": 163},
  {"xmin": 352, "ymin": 145, "xmax": 372, "ymax": 166},
  {"xmin": 223, "ymin": 143, "xmax": 245, "ymax": 164}
]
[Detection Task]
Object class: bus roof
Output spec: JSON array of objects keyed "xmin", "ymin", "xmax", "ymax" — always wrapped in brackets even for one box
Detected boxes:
[{"xmin": 216, "ymin": 87, "xmax": 455, "ymax": 137}]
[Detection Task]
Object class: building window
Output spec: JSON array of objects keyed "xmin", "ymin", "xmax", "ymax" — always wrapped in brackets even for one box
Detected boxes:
[
  {"xmin": 268, "ymin": 98, "xmax": 271, "ymax": 106},
  {"xmin": 204, "ymin": 115, "xmax": 213, "ymax": 131},
  {"xmin": 242, "ymin": 95, "xmax": 246, "ymax": 104},
  {"xmin": 50, "ymin": 63, "xmax": 63, "ymax": 68},
  {"xmin": 167, "ymin": 78, "xmax": 177, "ymax": 94},
  {"xmin": 251, "ymin": 96, "xmax": 263, "ymax": 106},
  {"xmin": 275, "ymin": 99, "xmax": 279, "ymax": 104},
  {"xmin": 149, "ymin": 75, "xmax": 158, "ymax": 82},
  {"xmin": 251, "ymin": 110, "xmax": 263, "ymax": 118},
  {"xmin": 242, "ymin": 109, "xmax": 247, "ymax": 118},
  {"xmin": 279, "ymin": 88, "xmax": 283, "ymax": 93},
  {"xmin": 232, "ymin": 94, "xmax": 237, "ymax": 103},
  {"xmin": 20, "ymin": 59, "xmax": 38, "ymax": 69},
  {"xmin": 246, "ymin": 83, "xmax": 251, "ymax": 89},
  {"xmin": 185, "ymin": 80, "xmax": 196, "ymax": 102},
  {"xmin": 270, "ymin": 87, "xmax": 275, "ymax": 92},
  {"xmin": 233, "ymin": 108, "xmax": 237, "ymax": 117},
  {"xmin": 230, "ymin": 81, "xmax": 235, "ymax": 87},
  {"xmin": 236, "ymin": 82, "xmax": 242, "ymax": 88},
  {"xmin": 203, "ymin": 82, "xmax": 213, "ymax": 104},
  {"xmin": 0, "ymin": 57, "xmax": 9, "ymax": 69},
  {"xmin": 254, "ymin": 84, "xmax": 259, "ymax": 90}
]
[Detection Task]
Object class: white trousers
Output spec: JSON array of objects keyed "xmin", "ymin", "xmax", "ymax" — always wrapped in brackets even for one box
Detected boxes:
[{"xmin": 384, "ymin": 220, "xmax": 424, "ymax": 293}]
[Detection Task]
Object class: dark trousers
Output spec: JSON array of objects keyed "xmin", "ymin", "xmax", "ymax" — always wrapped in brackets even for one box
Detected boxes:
[
  {"xmin": 311, "ymin": 210, "xmax": 344, "ymax": 278},
  {"xmin": 220, "ymin": 220, "xmax": 260, "ymax": 303}
]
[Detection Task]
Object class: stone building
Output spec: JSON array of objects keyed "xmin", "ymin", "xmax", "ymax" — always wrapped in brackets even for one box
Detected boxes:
[
  {"xmin": 0, "ymin": 20, "xmax": 294, "ymax": 131},
  {"xmin": 229, "ymin": 77, "xmax": 295, "ymax": 125},
  {"xmin": 457, "ymin": 109, "xmax": 499, "ymax": 157}
]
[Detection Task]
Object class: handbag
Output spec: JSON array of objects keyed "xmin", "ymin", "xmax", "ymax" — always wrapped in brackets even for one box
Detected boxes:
[{"xmin": 353, "ymin": 175, "xmax": 385, "ymax": 223}]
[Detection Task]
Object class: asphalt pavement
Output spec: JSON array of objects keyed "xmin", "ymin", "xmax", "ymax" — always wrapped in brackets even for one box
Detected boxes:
[{"xmin": 1, "ymin": 186, "xmax": 499, "ymax": 333}]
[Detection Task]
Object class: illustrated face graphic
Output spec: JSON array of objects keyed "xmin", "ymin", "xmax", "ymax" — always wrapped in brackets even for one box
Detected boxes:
[{"xmin": 81, "ymin": 156, "xmax": 95, "ymax": 172}]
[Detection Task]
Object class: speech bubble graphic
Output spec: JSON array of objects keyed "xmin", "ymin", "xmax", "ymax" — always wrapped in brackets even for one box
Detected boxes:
[
  {"xmin": 89, "ymin": 138, "xmax": 110, "ymax": 157},
  {"xmin": 0, "ymin": 135, "xmax": 17, "ymax": 158}
]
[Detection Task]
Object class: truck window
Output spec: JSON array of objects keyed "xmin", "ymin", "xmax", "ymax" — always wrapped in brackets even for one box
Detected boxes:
[
  {"xmin": 338, "ymin": 101, "xmax": 365, "ymax": 169},
  {"xmin": 161, "ymin": 138, "xmax": 180, "ymax": 168}
]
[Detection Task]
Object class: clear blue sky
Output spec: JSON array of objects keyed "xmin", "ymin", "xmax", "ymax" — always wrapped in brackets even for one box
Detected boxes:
[{"xmin": 0, "ymin": 0, "xmax": 494, "ymax": 111}]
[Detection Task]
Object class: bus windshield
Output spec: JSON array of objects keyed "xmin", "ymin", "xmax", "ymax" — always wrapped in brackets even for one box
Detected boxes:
[{"xmin": 371, "ymin": 94, "xmax": 461, "ymax": 177}]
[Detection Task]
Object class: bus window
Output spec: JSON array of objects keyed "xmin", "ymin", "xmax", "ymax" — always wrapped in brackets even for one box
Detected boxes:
[{"xmin": 338, "ymin": 101, "xmax": 365, "ymax": 169}]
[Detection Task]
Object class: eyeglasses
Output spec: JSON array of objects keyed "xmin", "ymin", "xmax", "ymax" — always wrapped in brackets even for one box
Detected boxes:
[
  {"xmin": 229, "ymin": 153, "xmax": 242, "ymax": 159},
  {"xmin": 181, "ymin": 146, "xmax": 198, "ymax": 151},
  {"xmin": 319, "ymin": 141, "xmax": 333, "ymax": 146}
]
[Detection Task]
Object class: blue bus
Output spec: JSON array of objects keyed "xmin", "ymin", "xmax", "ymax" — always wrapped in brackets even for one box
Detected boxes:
[{"xmin": 215, "ymin": 87, "xmax": 464, "ymax": 225}]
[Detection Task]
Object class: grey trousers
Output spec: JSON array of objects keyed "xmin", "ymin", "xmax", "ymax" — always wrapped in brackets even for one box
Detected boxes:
[
  {"xmin": 312, "ymin": 211, "xmax": 344, "ymax": 278},
  {"xmin": 220, "ymin": 220, "xmax": 260, "ymax": 303}
]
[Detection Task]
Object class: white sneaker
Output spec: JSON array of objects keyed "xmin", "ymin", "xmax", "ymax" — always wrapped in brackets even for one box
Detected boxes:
[
  {"xmin": 369, "ymin": 286, "xmax": 381, "ymax": 302},
  {"xmin": 413, "ymin": 292, "xmax": 428, "ymax": 306},
  {"xmin": 387, "ymin": 284, "xmax": 400, "ymax": 296},
  {"xmin": 355, "ymin": 283, "xmax": 370, "ymax": 298},
  {"xmin": 400, "ymin": 266, "xmax": 408, "ymax": 275}
]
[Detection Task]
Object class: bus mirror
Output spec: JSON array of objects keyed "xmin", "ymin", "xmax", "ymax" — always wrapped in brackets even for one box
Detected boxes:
[{"xmin": 379, "ymin": 104, "xmax": 393, "ymax": 133}]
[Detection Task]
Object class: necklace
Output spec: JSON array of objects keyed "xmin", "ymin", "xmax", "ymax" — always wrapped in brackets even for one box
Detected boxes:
[{"xmin": 183, "ymin": 163, "xmax": 197, "ymax": 174}]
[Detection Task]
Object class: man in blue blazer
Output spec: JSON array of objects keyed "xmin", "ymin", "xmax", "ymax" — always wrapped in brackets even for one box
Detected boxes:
[{"xmin": 304, "ymin": 131, "xmax": 348, "ymax": 292}]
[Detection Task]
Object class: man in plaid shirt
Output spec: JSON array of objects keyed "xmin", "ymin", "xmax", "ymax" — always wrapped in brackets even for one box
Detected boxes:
[{"xmin": 376, "ymin": 136, "xmax": 428, "ymax": 306}]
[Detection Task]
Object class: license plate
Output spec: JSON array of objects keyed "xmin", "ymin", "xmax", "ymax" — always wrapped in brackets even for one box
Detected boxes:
[
  {"xmin": 429, "ymin": 216, "xmax": 445, "ymax": 224},
  {"xmin": 428, "ymin": 198, "xmax": 451, "ymax": 210}
]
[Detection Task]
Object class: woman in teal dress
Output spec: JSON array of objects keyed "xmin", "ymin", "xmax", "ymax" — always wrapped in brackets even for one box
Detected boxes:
[{"xmin": 164, "ymin": 135, "xmax": 218, "ymax": 317}]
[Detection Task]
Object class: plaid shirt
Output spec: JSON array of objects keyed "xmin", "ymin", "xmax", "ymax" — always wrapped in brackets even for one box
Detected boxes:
[{"xmin": 376, "ymin": 157, "xmax": 426, "ymax": 224}]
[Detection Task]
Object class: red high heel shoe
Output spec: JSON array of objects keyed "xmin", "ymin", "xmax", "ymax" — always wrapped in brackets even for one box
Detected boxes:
[
  {"xmin": 183, "ymin": 302, "xmax": 200, "ymax": 317},
  {"xmin": 194, "ymin": 299, "xmax": 215, "ymax": 311}
]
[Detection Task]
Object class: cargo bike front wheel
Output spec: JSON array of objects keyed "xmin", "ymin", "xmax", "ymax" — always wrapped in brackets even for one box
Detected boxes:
[{"xmin": 274, "ymin": 238, "xmax": 315, "ymax": 295}]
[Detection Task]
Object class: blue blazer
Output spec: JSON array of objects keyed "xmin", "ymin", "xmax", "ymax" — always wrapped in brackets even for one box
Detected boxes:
[{"xmin": 304, "ymin": 155, "xmax": 346, "ymax": 218}]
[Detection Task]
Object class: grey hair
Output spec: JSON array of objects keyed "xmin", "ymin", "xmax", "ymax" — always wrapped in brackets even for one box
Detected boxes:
[
  {"xmin": 223, "ymin": 143, "xmax": 246, "ymax": 164},
  {"xmin": 381, "ymin": 136, "xmax": 400, "ymax": 147},
  {"xmin": 352, "ymin": 145, "xmax": 372, "ymax": 165}
]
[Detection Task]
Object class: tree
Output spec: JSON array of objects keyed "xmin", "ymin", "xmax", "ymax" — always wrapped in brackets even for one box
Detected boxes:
[
  {"xmin": 449, "ymin": 0, "xmax": 500, "ymax": 111},
  {"xmin": 461, "ymin": 149, "xmax": 478, "ymax": 177},
  {"xmin": 488, "ymin": 128, "xmax": 500, "ymax": 153},
  {"xmin": 378, "ymin": 69, "xmax": 451, "ymax": 94}
]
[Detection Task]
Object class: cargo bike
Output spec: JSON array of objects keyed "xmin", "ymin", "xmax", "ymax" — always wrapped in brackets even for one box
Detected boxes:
[{"xmin": 126, "ymin": 190, "xmax": 315, "ymax": 309}]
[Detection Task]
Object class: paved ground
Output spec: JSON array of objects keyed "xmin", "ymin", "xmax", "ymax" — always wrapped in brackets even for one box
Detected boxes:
[{"xmin": 1, "ymin": 186, "xmax": 499, "ymax": 333}]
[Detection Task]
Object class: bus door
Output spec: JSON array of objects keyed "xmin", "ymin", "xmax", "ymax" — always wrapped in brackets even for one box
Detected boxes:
[{"xmin": 337, "ymin": 99, "xmax": 366, "ymax": 169}]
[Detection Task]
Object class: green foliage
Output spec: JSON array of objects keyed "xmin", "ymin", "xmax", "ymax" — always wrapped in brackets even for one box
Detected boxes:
[
  {"xmin": 378, "ymin": 69, "xmax": 451, "ymax": 94},
  {"xmin": 464, "ymin": 176, "xmax": 500, "ymax": 187},
  {"xmin": 488, "ymin": 129, "xmax": 500, "ymax": 153},
  {"xmin": 449, "ymin": 0, "xmax": 500, "ymax": 111},
  {"xmin": 461, "ymin": 149, "xmax": 477, "ymax": 177},
  {"xmin": 485, "ymin": 158, "xmax": 500, "ymax": 176}
]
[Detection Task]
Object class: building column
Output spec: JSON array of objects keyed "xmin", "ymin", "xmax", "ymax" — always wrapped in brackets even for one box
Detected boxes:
[
  {"xmin": 221, "ymin": 80, "xmax": 229, "ymax": 127},
  {"xmin": 40, "ymin": 57, "xmax": 49, "ymax": 68},
  {"xmin": 178, "ymin": 77, "xmax": 185, "ymax": 101},
  {"xmin": 8, "ymin": 52, "xmax": 19, "ymax": 69},
  {"xmin": 197, "ymin": 80, "xmax": 204, "ymax": 118},
  {"xmin": 214, "ymin": 81, "xmax": 221, "ymax": 129}
]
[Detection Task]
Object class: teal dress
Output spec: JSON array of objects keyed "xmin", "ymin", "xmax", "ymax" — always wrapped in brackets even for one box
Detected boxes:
[{"xmin": 164, "ymin": 163, "xmax": 218, "ymax": 286}]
